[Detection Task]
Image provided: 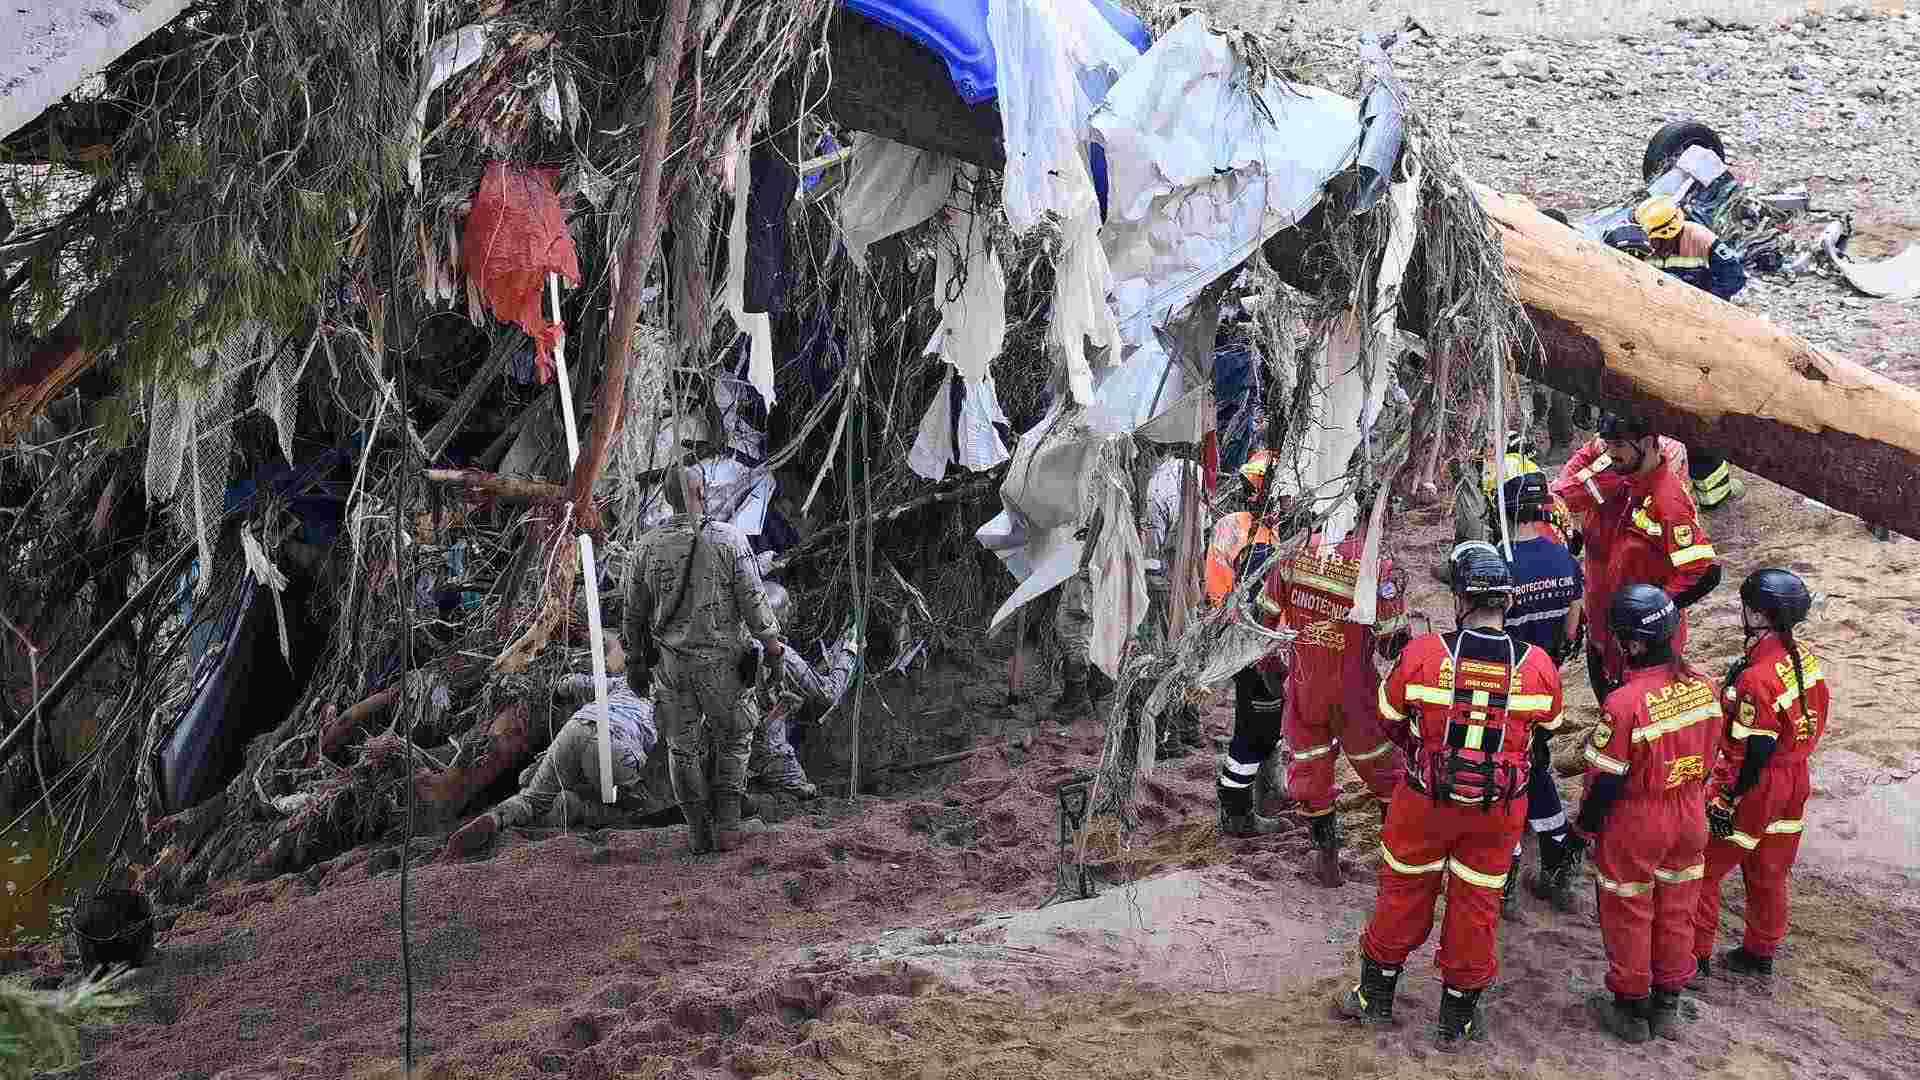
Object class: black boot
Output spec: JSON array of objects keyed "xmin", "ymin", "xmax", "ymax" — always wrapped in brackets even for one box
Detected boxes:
[
  {"xmin": 1435, "ymin": 985, "xmax": 1487, "ymax": 1049},
  {"xmin": 1086, "ymin": 667, "xmax": 1116, "ymax": 708},
  {"xmin": 1335, "ymin": 956, "xmax": 1401, "ymax": 1024},
  {"xmin": 1689, "ymin": 955, "xmax": 1711, "ymax": 987},
  {"xmin": 1723, "ymin": 947, "xmax": 1774, "ymax": 977},
  {"xmin": 1528, "ymin": 831, "xmax": 1581, "ymax": 912},
  {"xmin": 1051, "ymin": 677, "xmax": 1089, "ymax": 719},
  {"xmin": 681, "ymin": 803, "xmax": 714, "ymax": 855},
  {"xmin": 1218, "ymin": 780, "xmax": 1283, "ymax": 837},
  {"xmin": 1647, "ymin": 987, "xmax": 1683, "ymax": 1041},
  {"xmin": 1307, "ymin": 814, "xmax": 1343, "ymax": 887},
  {"xmin": 1590, "ymin": 992, "xmax": 1651, "ymax": 1044}
]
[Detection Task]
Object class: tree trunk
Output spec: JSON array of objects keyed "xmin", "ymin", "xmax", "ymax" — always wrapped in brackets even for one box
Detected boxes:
[{"xmin": 1479, "ymin": 184, "xmax": 1920, "ymax": 536}]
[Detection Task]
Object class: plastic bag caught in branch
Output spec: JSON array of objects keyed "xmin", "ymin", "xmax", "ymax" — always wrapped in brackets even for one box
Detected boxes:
[
  {"xmin": 837, "ymin": 134, "xmax": 954, "ymax": 270},
  {"xmin": 463, "ymin": 163, "xmax": 581, "ymax": 384}
]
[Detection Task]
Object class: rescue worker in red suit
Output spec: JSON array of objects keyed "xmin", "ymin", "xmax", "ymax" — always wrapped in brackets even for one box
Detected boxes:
[
  {"xmin": 1692, "ymin": 569, "xmax": 1828, "ymax": 980},
  {"xmin": 1204, "ymin": 454, "xmax": 1287, "ymax": 837},
  {"xmin": 1551, "ymin": 413, "xmax": 1721, "ymax": 708},
  {"xmin": 1337, "ymin": 542, "xmax": 1564, "ymax": 1047},
  {"xmin": 1260, "ymin": 491, "xmax": 1411, "ymax": 886},
  {"xmin": 1573, "ymin": 585, "xmax": 1723, "ymax": 1043}
]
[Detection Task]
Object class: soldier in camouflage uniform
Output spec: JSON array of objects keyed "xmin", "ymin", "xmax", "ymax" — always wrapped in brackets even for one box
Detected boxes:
[
  {"xmin": 625, "ymin": 466, "xmax": 782, "ymax": 854},
  {"xmin": 442, "ymin": 674, "xmax": 666, "ymax": 855},
  {"xmin": 740, "ymin": 583, "xmax": 861, "ymax": 799},
  {"xmin": 1051, "ymin": 570, "xmax": 1115, "ymax": 718}
]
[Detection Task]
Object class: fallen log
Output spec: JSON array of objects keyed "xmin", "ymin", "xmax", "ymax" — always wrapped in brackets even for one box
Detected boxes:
[
  {"xmin": 422, "ymin": 467, "xmax": 566, "ymax": 503},
  {"xmin": 1478, "ymin": 185, "xmax": 1920, "ymax": 537}
]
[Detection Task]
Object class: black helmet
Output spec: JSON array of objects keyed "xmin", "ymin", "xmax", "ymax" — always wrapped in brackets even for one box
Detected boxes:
[
  {"xmin": 1739, "ymin": 568, "xmax": 1812, "ymax": 629},
  {"xmin": 1449, "ymin": 541, "xmax": 1514, "ymax": 600},
  {"xmin": 1604, "ymin": 222, "xmax": 1652, "ymax": 257},
  {"xmin": 1597, "ymin": 412, "xmax": 1653, "ymax": 441},
  {"xmin": 1608, "ymin": 584, "xmax": 1679, "ymax": 646},
  {"xmin": 1501, "ymin": 471, "xmax": 1550, "ymax": 508},
  {"xmin": 1504, "ymin": 430, "xmax": 1526, "ymax": 456}
]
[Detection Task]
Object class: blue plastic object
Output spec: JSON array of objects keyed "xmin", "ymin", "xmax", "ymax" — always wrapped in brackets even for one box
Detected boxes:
[{"xmin": 843, "ymin": 0, "xmax": 1151, "ymax": 105}]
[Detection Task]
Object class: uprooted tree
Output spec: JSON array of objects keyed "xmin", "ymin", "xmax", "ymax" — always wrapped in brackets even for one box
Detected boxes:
[{"xmin": 0, "ymin": 0, "xmax": 1911, "ymax": 907}]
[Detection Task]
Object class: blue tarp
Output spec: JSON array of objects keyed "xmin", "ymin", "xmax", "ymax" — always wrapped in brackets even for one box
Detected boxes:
[
  {"xmin": 1213, "ymin": 342, "xmax": 1260, "ymax": 475},
  {"xmin": 842, "ymin": 0, "xmax": 1152, "ymax": 219}
]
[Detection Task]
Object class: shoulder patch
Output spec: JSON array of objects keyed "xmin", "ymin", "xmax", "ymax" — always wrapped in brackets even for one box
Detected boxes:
[
  {"xmin": 1673, "ymin": 523, "xmax": 1694, "ymax": 548},
  {"xmin": 1590, "ymin": 724, "xmax": 1612, "ymax": 750},
  {"xmin": 1379, "ymin": 580, "xmax": 1398, "ymax": 600}
]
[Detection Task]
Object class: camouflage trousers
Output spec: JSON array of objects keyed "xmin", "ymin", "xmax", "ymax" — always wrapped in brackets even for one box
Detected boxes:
[
  {"xmin": 746, "ymin": 701, "xmax": 812, "ymax": 792},
  {"xmin": 493, "ymin": 717, "xmax": 639, "ymax": 829},
  {"xmin": 655, "ymin": 656, "xmax": 753, "ymax": 809},
  {"xmin": 1055, "ymin": 570, "xmax": 1093, "ymax": 678}
]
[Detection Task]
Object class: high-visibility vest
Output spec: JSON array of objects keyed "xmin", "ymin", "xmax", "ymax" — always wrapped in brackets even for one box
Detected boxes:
[{"xmin": 1203, "ymin": 511, "xmax": 1275, "ymax": 606}]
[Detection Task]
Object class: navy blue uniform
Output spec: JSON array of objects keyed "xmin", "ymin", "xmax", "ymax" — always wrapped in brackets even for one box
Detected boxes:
[{"xmin": 1506, "ymin": 536, "xmax": 1585, "ymax": 848}]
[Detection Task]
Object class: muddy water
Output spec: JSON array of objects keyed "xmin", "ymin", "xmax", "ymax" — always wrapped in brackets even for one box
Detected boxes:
[{"xmin": 0, "ymin": 808, "xmax": 118, "ymax": 944}]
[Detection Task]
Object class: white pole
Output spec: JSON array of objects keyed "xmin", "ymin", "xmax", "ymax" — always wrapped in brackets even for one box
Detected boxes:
[{"xmin": 548, "ymin": 272, "xmax": 619, "ymax": 804}]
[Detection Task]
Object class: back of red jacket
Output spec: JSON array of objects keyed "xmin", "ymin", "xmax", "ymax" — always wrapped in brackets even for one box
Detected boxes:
[
  {"xmin": 1583, "ymin": 664, "xmax": 1724, "ymax": 801},
  {"xmin": 1256, "ymin": 531, "xmax": 1407, "ymax": 683},
  {"xmin": 1718, "ymin": 633, "xmax": 1830, "ymax": 783},
  {"xmin": 1378, "ymin": 628, "xmax": 1563, "ymax": 804}
]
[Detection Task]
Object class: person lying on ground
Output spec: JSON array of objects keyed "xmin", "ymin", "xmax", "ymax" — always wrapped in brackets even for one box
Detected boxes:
[{"xmin": 443, "ymin": 672, "xmax": 663, "ymax": 856}]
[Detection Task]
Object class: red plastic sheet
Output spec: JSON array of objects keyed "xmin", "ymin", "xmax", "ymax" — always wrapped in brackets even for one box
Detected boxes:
[{"xmin": 462, "ymin": 163, "xmax": 581, "ymax": 383}]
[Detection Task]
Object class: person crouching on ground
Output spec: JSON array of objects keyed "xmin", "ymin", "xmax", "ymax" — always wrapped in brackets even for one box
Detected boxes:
[
  {"xmin": 443, "ymin": 672, "xmax": 662, "ymax": 856},
  {"xmin": 1337, "ymin": 542, "xmax": 1564, "ymax": 1048},
  {"xmin": 1574, "ymin": 585, "xmax": 1723, "ymax": 1044},
  {"xmin": 740, "ymin": 582, "xmax": 861, "ymax": 800}
]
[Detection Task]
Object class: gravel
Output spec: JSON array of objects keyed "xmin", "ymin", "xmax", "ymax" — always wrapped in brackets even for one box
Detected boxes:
[{"xmin": 1207, "ymin": 1, "xmax": 1920, "ymax": 383}]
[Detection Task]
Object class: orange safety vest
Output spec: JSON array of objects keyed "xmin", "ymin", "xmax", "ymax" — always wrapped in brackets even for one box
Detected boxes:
[{"xmin": 1203, "ymin": 511, "xmax": 1275, "ymax": 606}]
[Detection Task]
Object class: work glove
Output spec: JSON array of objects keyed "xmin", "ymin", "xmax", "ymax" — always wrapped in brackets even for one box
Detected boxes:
[
  {"xmin": 1707, "ymin": 793, "xmax": 1736, "ymax": 840},
  {"xmin": 840, "ymin": 620, "xmax": 862, "ymax": 658}
]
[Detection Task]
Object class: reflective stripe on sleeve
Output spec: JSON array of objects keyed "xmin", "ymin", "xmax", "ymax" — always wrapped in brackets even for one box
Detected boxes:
[
  {"xmin": 1728, "ymin": 719, "xmax": 1777, "ymax": 741},
  {"xmin": 1507, "ymin": 693, "xmax": 1555, "ymax": 713},
  {"xmin": 1292, "ymin": 742, "xmax": 1336, "ymax": 762},
  {"xmin": 1447, "ymin": 858, "xmax": 1509, "ymax": 890},
  {"xmin": 1766, "ymin": 819, "xmax": 1803, "ymax": 836},
  {"xmin": 1584, "ymin": 744, "xmax": 1630, "ymax": 776},
  {"xmin": 1348, "ymin": 740, "xmax": 1396, "ymax": 764},
  {"xmin": 1632, "ymin": 703, "xmax": 1720, "ymax": 744},
  {"xmin": 1379, "ymin": 844, "xmax": 1447, "ymax": 876},
  {"xmin": 1671, "ymin": 544, "xmax": 1717, "ymax": 567},
  {"xmin": 1407, "ymin": 685, "xmax": 1452, "ymax": 706}
]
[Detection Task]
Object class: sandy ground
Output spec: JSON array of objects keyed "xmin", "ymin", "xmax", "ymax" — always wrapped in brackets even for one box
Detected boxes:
[{"xmin": 54, "ymin": 463, "xmax": 1920, "ymax": 1079}]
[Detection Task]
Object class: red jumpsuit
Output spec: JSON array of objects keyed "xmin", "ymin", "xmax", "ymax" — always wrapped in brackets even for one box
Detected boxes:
[
  {"xmin": 1551, "ymin": 438, "xmax": 1716, "ymax": 687},
  {"xmin": 1580, "ymin": 665, "xmax": 1723, "ymax": 998},
  {"xmin": 1692, "ymin": 634, "xmax": 1829, "ymax": 963},
  {"xmin": 1258, "ymin": 532, "xmax": 1408, "ymax": 817},
  {"xmin": 1364, "ymin": 628, "xmax": 1563, "ymax": 989}
]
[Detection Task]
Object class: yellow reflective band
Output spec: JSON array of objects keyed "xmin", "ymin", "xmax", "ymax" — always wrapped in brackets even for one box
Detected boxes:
[
  {"xmin": 1463, "ymin": 725, "xmax": 1486, "ymax": 751},
  {"xmin": 1595, "ymin": 873, "xmax": 1654, "ymax": 898},
  {"xmin": 1727, "ymin": 720, "xmax": 1777, "ymax": 741},
  {"xmin": 1293, "ymin": 742, "xmax": 1336, "ymax": 762},
  {"xmin": 1585, "ymin": 744, "xmax": 1630, "ymax": 776},
  {"xmin": 1378, "ymin": 682, "xmax": 1405, "ymax": 721},
  {"xmin": 1286, "ymin": 569, "xmax": 1360, "ymax": 601},
  {"xmin": 1632, "ymin": 703, "xmax": 1720, "ymax": 744},
  {"xmin": 1671, "ymin": 544, "xmax": 1717, "ymax": 567},
  {"xmin": 1471, "ymin": 689, "xmax": 1491, "ymax": 707},
  {"xmin": 1775, "ymin": 676, "xmax": 1825, "ymax": 711},
  {"xmin": 1765, "ymin": 819, "xmax": 1804, "ymax": 836},
  {"xmin": 1699, "ymin": 460, "xmax": 1731, "ymax": 486},
  {"xmin": 1508, "ymin": 693, "xmax": 1555, "ymax": 713},
  {"xmin": 1652, "ymin": 255, "xmax": 1708, "ymax": 270},
  {"xmin": 1448, "ymin": 857, "xmax": 1509, "ymax": 890},
  {"xmin": 1349, "ymin": 740, "xmax": 1397, "ymax": 763},
  {"xmin": 1380, "ymin": 844, "xmax": 1447, "ymax": 876},
  {"xmin": 1257, "ymin": 594, "xmax": 1285, "ymax": 616},
  {"xmin": 1724, "ymin": 831, "xmax": 1761, "ymax": 850},
  {"xmin": 1407, "ymin": 685, "xmax": 1452, "ymax": 706},
  {"xmin": 1654, "ymin": 863, "xmax": 1705, "ymax": 884},
  {"xmin": 1538, "ymin": 712, "xmax": 1566, "ymax": 732}
]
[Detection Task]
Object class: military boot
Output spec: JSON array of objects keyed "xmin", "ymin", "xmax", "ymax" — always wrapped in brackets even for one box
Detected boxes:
[
  {"xmin": 1435, "ymin": 985, "xmax": 1487, "ymax": 1049},
  {"xmin": 1308, "ymin": 814, "xmax": 1343, "ymax": 887},
  {"xmin": 713, "ymin": 794, "xmax": 765, "ymax": 852},
  {"xmin": 1689, "ymin": 955, "xmax": 1711, "ymax": 987},
  {"xmin": 1217, "ymin": 780, "xmax": 1284, "ymax": 837},
  {"xmin": 1722, "ymin": 947, "xmax": 1774, "ymax": 977},
  {"xmin": 1334, "ymin": 956, "xmax": 1401, "ymax": 1025},
  {"xmin": 1528, "ymin": 831, "xmax": 1581, "ymax": 912},
  {"xmin": 1647, "ymin": 987, "xmax": 1684, "ymax": 1041},
  {"xmin": 1051, "ymin": 677, "xmax": 1090, "ymax": 719},
  {"xmin": 1590, "ymin": 992, "xmax": 1651, "ymax": 1044},
  {"xmin": 681, "ymin": 803, "xmax": 714, "ymax": 855},
  {"xmin": 1086, "ymin": 667, "xmax": 1116, "ymax": 710},
  {"xmin": 445, "ymin": 812, "xmax": 499, "ymax": 857}
]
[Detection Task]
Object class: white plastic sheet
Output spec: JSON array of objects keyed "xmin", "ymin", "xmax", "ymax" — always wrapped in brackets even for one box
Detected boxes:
[
  {"xmin": 1093, "ymin": 13, "xmax": 1363, "ymax": 348},
  {"xmin": 837, "ymin": 133, "xmax": 955, "ymax": 269},
  {"xmin": 907, "ymin": 375, "xmax": 1012, "ymax": 481},
  {"xmin": 984, "ymin": 520, "xmax": 1083, "ymax": 632},
  {"xmin": 924, "ymin": 185, "xmax": 1007, "ymax": 383},
  {"xmin": 637, "ymin": 457, "xmax": 774, "ymax": 537},
  {"xmin": 999, "ymin": 401, "xmax": 1100, "ymax": 531},
  {"xmin": 1086, "ymin": 474, "xmax": 1148, "ymax": 678}
]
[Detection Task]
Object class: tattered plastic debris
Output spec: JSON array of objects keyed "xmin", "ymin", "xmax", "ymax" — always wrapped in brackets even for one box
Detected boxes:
[
  {"xmin": 837, "ymin": 134, "xmax": 955, "ymax": 270},
  {"xmin": 1823, "ymin": 220, "xmax": 1920, "ymax": 301},
  {"xmin": 924, "ymin": 185, "xmax": 1007, "ymax": 382},
  {"xmin": 462, "ymin": 163, "xmax": 581, "ymax": 384},
  {"xmin": 907, "ymin": 373, "xmax": 1012, "ymax": 481},
  {"xmin": 1086, "ymin": 471, "xmax": 1148, "ymax": 678},
  {"xmin": 723, "ymin": 134, "xmax": 777, "ymax": 405}
]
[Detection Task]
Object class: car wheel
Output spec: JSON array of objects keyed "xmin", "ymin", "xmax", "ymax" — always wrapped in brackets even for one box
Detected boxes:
[{"xmin": 1643, "ymin": 120, "xmax": 1728, "ymax": 182}]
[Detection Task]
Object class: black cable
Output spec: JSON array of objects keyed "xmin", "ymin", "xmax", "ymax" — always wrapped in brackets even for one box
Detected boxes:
[{"xmin": 374, "ymin": 1, "xmax": 418, "ymax": 1071}]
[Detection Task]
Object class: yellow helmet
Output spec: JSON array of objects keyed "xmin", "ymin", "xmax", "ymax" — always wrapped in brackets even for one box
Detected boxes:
[{"xmin": 1634, "ymin": 196, "xmax": 1684, "ymax": 241}]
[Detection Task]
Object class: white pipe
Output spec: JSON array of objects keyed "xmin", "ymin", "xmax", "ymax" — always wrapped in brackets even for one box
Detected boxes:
[{"xmin": 548, "ymin": 272, "xmax": 618, "ymax": 804}]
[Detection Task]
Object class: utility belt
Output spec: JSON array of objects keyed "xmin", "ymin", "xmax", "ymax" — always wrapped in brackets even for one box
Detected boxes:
[{"xmin": 1406, "ymin": 746, "xmax": 1527, "ymax": 809}]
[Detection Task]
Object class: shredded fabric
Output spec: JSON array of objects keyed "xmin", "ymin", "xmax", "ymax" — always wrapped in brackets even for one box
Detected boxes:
[{"xmin": 462, "ymin": 163, "xmax": 582, "ymax": 384}]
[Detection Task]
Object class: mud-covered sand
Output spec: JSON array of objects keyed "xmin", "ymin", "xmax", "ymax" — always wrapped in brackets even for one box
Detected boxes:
[{"xmin": 60, "ymin": 458, "xmax": 1920, "ymax": 1080}]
